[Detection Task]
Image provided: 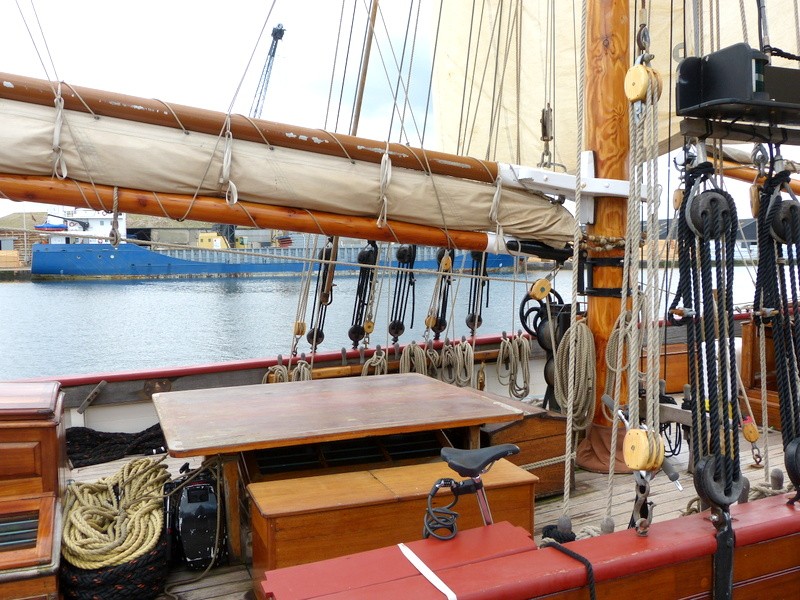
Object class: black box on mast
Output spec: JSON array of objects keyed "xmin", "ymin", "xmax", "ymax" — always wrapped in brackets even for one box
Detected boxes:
[{"xmin": 676, "ymin": 43, "xmax": 800, "ymax": 125}]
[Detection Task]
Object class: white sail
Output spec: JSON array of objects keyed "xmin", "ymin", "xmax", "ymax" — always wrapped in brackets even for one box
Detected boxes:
[{"xmin": 433, "ymin": 1, "xmax": 799, "ymax": 171}]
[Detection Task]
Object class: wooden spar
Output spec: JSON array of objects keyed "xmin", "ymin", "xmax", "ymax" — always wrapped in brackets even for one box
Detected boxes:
[
  {"xmin": 582, "ymin": 1, "xmax": 630, "ymax": 443},
  {"xmin": 723, "ymin": 161, "xmax": 800, "ymax": 197},
  {"xmin": 0, "ymin": 174, "xmax": 492, "ymax": 251},
  {"xmin": 351, "ymin": 0, "xmax": 380, "ymax": 137},
  {"xmin": 0, "ymin": 72, "xmax": 498, "ymax": 185}
]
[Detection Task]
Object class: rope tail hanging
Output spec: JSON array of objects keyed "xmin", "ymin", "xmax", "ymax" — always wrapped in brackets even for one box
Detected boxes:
[
  {"xmin": 424, "ymin": 248, "xmax": 454, "ymax": 341},
  {"xmin": 673, "ymin": 160, "xmax": 743, "ymax": 500},
  {"xmin": 306, "ymin": 236, "xmax": 338, "ymax": 352},
  {"xmin": 465, "ymin": 251, "xmax": 489, "ymax": 335},
  {"xmin": 348, "ymin": 240, "xmax": 379, "ymax": 348},
  {"xmin": 388, "ymin": 244, "xmax": 417, "ymax": 343},
  {"xmin": 671, "ymin": 149, "xmax": 743, "ymax": 596},
  {"xmin": 751, "ymin": 151, "xmax": 800, "ymax": 504}
]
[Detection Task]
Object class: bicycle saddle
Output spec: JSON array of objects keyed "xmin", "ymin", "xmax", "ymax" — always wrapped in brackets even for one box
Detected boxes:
[{"xmin": 440, "ymin": 444, "xmax": 520, "ymax": 478}]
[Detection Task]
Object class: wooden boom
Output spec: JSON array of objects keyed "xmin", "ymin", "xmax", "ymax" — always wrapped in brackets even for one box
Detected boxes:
[
  {"xmin": 0, "ymin": 72, "xmax": 499, "ymax": 185},
  {"xmin": 0, "ymin": 174, "xmax": 494, "ymax": 251}
]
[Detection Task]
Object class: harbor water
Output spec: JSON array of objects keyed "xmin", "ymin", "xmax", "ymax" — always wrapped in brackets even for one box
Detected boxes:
[{"xmin": 0, "ymin": 266, "xmax": 759, "ymax": 381}]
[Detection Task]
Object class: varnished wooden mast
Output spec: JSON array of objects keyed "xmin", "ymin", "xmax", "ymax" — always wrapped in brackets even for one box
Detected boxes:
[{"xmin": 578, "ymin": 0, "xmax": 630, "ymax": 469}]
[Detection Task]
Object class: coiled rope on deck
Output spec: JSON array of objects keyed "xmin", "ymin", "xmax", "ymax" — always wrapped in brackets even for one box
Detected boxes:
[{"xmin": 62, "ymin": 456, "xmax": 171, "ymax": 570}]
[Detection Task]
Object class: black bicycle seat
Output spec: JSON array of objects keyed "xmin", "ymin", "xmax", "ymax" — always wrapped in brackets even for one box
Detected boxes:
[{"xmin": 440, "ymin": 444, "xmax": 520, "ymax": 478}]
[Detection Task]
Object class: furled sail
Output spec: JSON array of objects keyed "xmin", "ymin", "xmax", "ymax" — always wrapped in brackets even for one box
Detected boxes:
[{"xmin": 0, "ymin": 73, "xmax": 574, "ymax": 249}]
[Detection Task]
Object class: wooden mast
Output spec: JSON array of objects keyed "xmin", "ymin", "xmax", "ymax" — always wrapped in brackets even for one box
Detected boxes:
[{"xmin": 576, "ymin": 0, "xmax": 630, "ymax": 472}]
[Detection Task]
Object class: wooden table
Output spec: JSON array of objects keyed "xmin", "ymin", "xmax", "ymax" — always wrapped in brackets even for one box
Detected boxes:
[{"xmin": 152, "ymin": 373, "xmax": 523, "ymax": 558}]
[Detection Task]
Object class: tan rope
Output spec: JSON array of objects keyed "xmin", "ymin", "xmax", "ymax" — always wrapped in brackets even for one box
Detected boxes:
[{"xmin": 61, "ymin": 457, "xmax": 170, "ymax": 570}]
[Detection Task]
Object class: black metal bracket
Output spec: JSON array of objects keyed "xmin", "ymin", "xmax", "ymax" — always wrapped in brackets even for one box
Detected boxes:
[
  {"xmin": 577, "ymin": 251, "xmax": 624, "ymax": 298},
  {"xmin": 710, "ymin": 507, "xmax": 735, "ymax": 600}
]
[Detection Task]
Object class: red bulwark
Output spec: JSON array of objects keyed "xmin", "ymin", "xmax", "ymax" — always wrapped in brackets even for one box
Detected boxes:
[
  {"xmin": 262, "ymin": 495, "xmax": 800, "ymax": 600},
  {"xmin": 261, "ymin": 522, "xmax": 536, "ymax": 599}
]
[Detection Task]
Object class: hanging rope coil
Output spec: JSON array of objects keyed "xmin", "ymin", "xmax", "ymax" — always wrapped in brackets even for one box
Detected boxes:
[
  {"xmin": 62, "ymin": 457, "xmax": 171, "ymax": 570},
  {"xmin": 497, "ymin": 333, "xmax": 532, "ymax": 399},
  {"xmin": 554, "ymin": 321, "xmax": 596, "ymax": 431},
  {"xmin": 399, "ymin": 340, "xmax": 428, "ymax": 375},
  {"xmin": 440, "ymin": 338, "xmax": 474, "ymax": 388},
  {"xmin": 362, "ymin": 347, "xmax": 388, "ymax": 376}
]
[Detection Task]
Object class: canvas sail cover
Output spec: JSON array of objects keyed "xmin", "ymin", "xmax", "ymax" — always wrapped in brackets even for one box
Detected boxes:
[{"xmin": 0, "ymin": 96, "xmax": 574, "ymax": 248}]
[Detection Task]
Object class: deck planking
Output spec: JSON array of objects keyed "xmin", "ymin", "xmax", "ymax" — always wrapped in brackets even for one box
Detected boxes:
[
  {"xmin": 68, "ymin": 429, "xmax": 788, "ymax": 599},
  {"xmin": 533, "ymin": 429, "xmax": 787, "ymax": 542}
]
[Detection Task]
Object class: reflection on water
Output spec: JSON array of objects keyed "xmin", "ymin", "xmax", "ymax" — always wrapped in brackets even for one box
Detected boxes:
[{"xmin": 0, "ymin": 266, "xmax": 759, "ymax": 380}]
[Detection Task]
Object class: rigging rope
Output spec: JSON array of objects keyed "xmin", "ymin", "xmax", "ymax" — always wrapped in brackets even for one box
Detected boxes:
[
  {"xmin": 348, "ymin": 240, "xmax": 379, "ymax": 348},
  {"xmin": 306, "ymin": 237, "xmax": 338, "ymax": 352},
  {"xmin": 672, "ymin": 156, "xmax": 744, "ymax": 509},
  {"xmin": 62, "ymin": 457, "xmax": 171, "ymax": 570},
  {"xmin": 388, "ymin": 244, "xmax": 417, "ymax": 342},
  {"xmin": 424, "ymin": 248, "xmax": 454, "ymax": 342},
  {"xmin": 751, "ymin": 156, "xmax": 800, "ymax": 501}
]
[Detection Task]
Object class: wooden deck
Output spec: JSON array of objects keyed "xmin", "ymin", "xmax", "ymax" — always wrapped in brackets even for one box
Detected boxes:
[{"xmin": 66, "ymin": 427, "xmax": 788, "ymax": 600}]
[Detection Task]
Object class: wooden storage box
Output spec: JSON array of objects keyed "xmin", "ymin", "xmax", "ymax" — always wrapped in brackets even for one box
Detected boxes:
[
  {"xmin": 0, "ymin": 382, "xmax": 66, "ymax": 500},
  {"xmin": 0, "ymin": 382, "xmax": 65, "ymax": 600},
  {"xmin": 0, "ymin": 495, "xmax": 60, "ymax": 600},
  {"xmin": 482, "ymin": 400, "xmax": 567, "ymax": 497},
  {"xmin": 248, "ymin": 459, "xmax": 536, "ymax": 598}
]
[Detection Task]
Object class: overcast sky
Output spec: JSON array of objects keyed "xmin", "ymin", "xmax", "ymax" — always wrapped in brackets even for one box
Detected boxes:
[{"xmin": 0, "ymin": 0, "xmax": 437, "ymax": 216}]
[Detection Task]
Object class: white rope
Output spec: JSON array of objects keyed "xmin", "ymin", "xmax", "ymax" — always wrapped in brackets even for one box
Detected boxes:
[
  {"xmin": 399, "ymin": 340, "xmax": 427, "ymax": 375},
  {"xmin": 554, "ymin": 321, "xmax": 596, "ymax": 432},
  {"xmin": 52, "ymin": 82, "xmax": 68, "ymax": 179},
  {"xmin": 290, "ymin": 235, "xmax": 320, "ymax": 357},
  {"xmin": 290, "ymin": 360, "xmax": 312, "ymax": 382},
  {"xmin": 489, "ymin": 177, "xmax": 505, "ymax": 253},
  {"xmin": 362, "ymin": 349, "xmax": 388, "ymax": 376},
  {"xmin": 220, "ymin": 116, "xmax": 238, "ymax": 206},
  {"xmin": 377, "ymin": 146, "xmax": 392, "ymax": 228},
  {"xmin": 561, "ymin": 0, "xmax": 589, "ymax": 518}
]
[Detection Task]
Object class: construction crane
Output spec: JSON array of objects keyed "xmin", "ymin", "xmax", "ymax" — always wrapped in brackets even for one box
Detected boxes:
[{"xmin": 250, "ymin": 24, "xmax": 286, "ymax": 119}]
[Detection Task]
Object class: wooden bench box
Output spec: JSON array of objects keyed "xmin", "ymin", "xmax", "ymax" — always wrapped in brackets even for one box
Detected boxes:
[
  {"xmin": 481, "ymin": 400, "xmax": 567, "ymax": 498},
  {"xmin": 248, "ymin": 459, "xmax": 537, "ymax": 598},
  {"xmin": 0, "ymin": 382, "xmax": 66, "ymax": 500},
  {"xmin": 0, "ymin": 382, "xmax": 65, "ymax": 600}
]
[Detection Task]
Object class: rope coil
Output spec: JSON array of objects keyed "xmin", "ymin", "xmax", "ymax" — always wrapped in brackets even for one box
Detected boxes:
[{"xmin": 62, "ymin": 457, "xmax": 170, "ymax": 570}]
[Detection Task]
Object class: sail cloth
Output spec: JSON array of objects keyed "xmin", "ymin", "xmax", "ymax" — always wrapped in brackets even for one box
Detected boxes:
[
  {"xmin": 433, "ymin": 1, "xmax": 799, "ymax": 172},
  {"xmin": 0, "ymin": 97, "xmax": 574, "ymax": 248}
]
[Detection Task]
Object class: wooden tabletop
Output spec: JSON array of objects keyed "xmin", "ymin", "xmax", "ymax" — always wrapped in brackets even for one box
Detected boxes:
[{"xmin": 152, "ymin": 373, "xmax": 523, "ymax": 457}]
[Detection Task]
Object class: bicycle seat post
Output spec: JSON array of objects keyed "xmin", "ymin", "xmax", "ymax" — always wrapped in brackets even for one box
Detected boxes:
[
  {"xmin": 439, "ymin": 444, "xmax": 520, "ymax": 527},
  {"xmin": 473, "ymin": 474, "xmax": 493, "ymax": 526}
]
